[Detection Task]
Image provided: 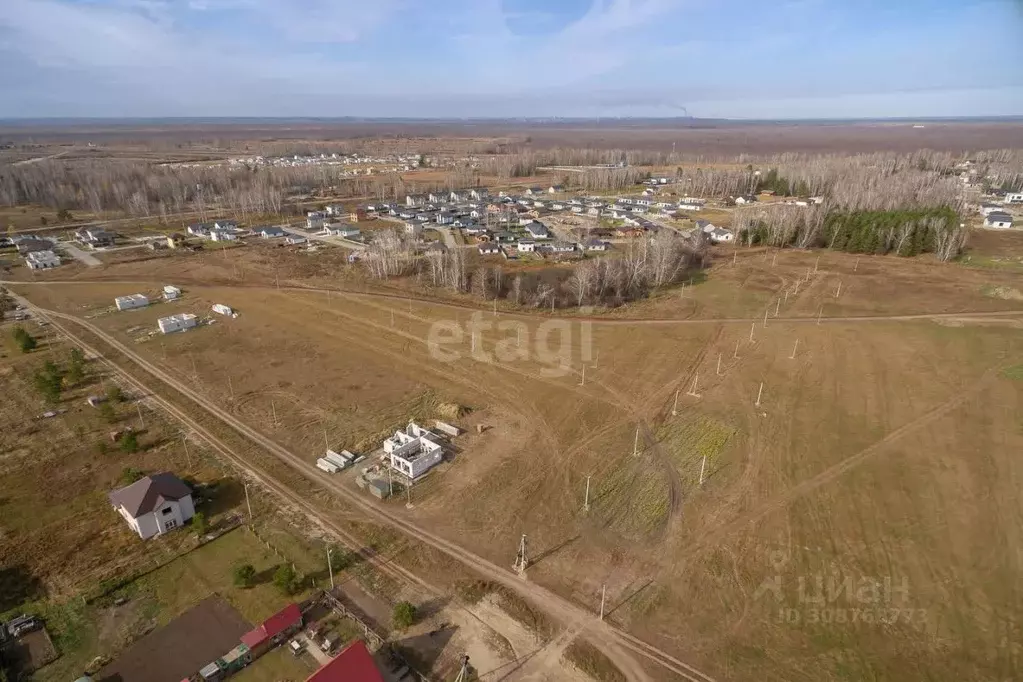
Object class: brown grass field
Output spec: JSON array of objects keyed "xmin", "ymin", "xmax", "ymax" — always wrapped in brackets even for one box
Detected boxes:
[{"xmin": 6, "ymin": 226, "xmax": 1023, "ymax": 681}]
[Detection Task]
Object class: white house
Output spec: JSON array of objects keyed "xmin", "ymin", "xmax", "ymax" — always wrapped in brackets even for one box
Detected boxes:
[
  {"xmin": 525, "ymin": 222, "xmax": 550, "ymax": 239},
  {"xmin": 470, "ymin": 188, "xmax": 489, "ymax": 200},
  {"xmin": 213, "ymin": 219, "xmax": 238, "ymax": 231},
  {"xmin": 324, "ymin": 224, "xmax": 360, "ymax": 238},
  {"xmin": 384, "ymin": 422, "xmax": 444, "ymax": 480},
  {"xmin": 517, "ymin": 240, "xmax": 537, "ymax": 252},
  {"xmin": 115, "ymin": 294, "xmax": 149, "ymax": 311},
  {"xmin": 549, "ymin": 241, "xmax": 577, "ymax": 253},
  {"xmin": 212, "ymin": 303, "xmax": 234, "ymax": 316},
  {"xmin": 980, "ymin": 203, "xmax": 1004, "ymax": 216},
  {"xmin": 984, "ymin": 212, "xmax": 1014, "ymax": 229},
  {"xmin": 306, "ymin": 213, "xmax": 327, "ymax": 230},
  {"xmin": 158, "ymin": 313, "xmax": 198, "ymax": 334},
  {"xmin": 109, "ymin": 472, "xmax": 195, "ymax": 540},
  {"xmin": 404, "ymin": 222, "xmax": 424, "ymax": 237},
  {"xmin": 548, "ymin": 185, "xmax": 565, "ymax": 194},
  {"xmin": 709, "ymin": 227, "xmax": 735, "ymax": 243},
  {"xmin": 1006, "ymin": 193, "xmax": 1023, "ymax": 204},
  {"xmin": 285, "ymin": 235, "xmax": 307, "ymax": 245},
  {"xmin": 163, "ymin": 285, "xmax": 181, "ymax": 301},
  {"xmin": 584, "ymin": 239, "xmax": 608, "ymax": 251},
  {"xmin": 406, "ymin": 194, "xmax": 427, "ymax": 207},
  {"xmin": 259, "ymin": 226, "xmax": 286, "ymax": 239},
  {"xmin": 478, "ymin": 243, "xmax": 501, "ymax": 256},
  {"xmin": 210, "ymin": 229, "xmax": 236, "ymax": 242},
  {"xmin": 525, "ymin": 187, "xmax": 544, "ymax": 196},
  {"xmin": 325, "ymin": 204, "xmax": 345, "ymax": 216},
  {"xmin": 25, "ymin": 250, "xmax": 60, "ymax": 270},
  {"xmin": 677, "ymin": 202, "xmax": 703, "ymax": 211}
]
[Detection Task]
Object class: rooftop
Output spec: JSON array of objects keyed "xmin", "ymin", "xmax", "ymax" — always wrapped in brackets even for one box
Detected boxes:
[
  {"xmin": 108, "ymin": 472, "xmax": 192, "ymax": 518},
  {"xmin": 305, "ymin": 640, "xmax": 385, "ymax": 682}
]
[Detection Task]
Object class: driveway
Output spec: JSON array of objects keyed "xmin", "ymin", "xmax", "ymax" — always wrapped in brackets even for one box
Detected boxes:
[{"xmin": 58, "ymin": 243, "xmax": 102, "ymax": 267}]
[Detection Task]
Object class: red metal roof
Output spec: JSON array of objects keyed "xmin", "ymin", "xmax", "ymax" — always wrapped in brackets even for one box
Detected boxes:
[
  {"xmin": 262, "ymin": 603, "xmax": 302, "ymax": 639},
  {"xmin": 240, "ymin": 626, "xmax": 268, "ymax": 649},
  {"xmin": 305, "ymin": 640, "xmax": 385, "ymax": 682}
]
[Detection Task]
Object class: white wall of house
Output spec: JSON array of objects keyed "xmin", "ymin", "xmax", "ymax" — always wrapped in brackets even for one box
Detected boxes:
[{"xmin": 117, "ymin": 495, "xmax": 194, "ymax": 540}]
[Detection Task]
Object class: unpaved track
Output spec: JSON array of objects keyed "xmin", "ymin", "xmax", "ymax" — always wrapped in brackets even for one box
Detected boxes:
[
  {"xmin": 7, "ymin": 278, "xmax": 1023, "ymax": 326},
  {"xmin": 26, "ymin": 302, "xmax": 715, "ymax": 682}
]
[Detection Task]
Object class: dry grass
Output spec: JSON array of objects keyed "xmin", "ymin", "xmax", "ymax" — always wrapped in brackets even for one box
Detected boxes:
[{"xmin": 8, "ymin": 240, "xmax": 1023, "ymax": 681}]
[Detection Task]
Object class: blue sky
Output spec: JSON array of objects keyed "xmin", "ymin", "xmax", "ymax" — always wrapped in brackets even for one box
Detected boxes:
[{"xmin": 1, "ymin": 0, "xmax": 1021, "ymax": 119}]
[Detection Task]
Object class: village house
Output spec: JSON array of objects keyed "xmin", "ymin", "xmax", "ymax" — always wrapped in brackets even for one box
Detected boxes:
[
  {"xmin": 258, "ymin": 226, "xmax": 286, "ymax": 239},
  {"xmin": 435, "ymin": 211, "xmax": 455, "ymax": 225},
  {"xmin": 709, "ymin": 227, "xmax": 735, "ymax": 243},
  {"xmin": 584, "ymin": 238, "xmax": 609, "ymax": 251},
  {"xmin": 524, "ymin": 221, "xmax": 550, "ymax": 239},
  {"xmin": 385, "ymin": 422, "xmax": 444, "ymax": 480},
  {"xmin": 478, "ymin": 243, "xmax": 501, "ymax": 256},
  {"xmin": 25, "ymin": 250, "xmax": 60, "ymax": 270},
  {"xmin": 405, "ymin": 222, "xmax": 424, "ymax": 237},
  {"xmin": 428, "ymin": 191, "xmax": 448, "ymax": 203},
  {"xmin": 470, "ymin": 188, "xmax": 490, "ymax": 200},
  {"xmin": 525, "ymin": 186, "xmax": 545, "ymax": 195},
  {"xmin": 158, "ymin": 313, "xmax": 198, "ymax": 334},
  {"xmin": 214, "ymin": 219, "xmax": 237, "ymax": 231},
  {"xmin": 187, "ymin": 223, "xmax": 213, "ymax": 238},
  {"xmin": 325, "ymin": 204, "xmax": 345, "ymax": 216},
  {"xmin": 406, "ymin": 194, "xmax": 427, "ymax": 207},
  {"xmin": 324, "ymin": 223, "xmax": 361, "ymax": 238},
  {"xmin": 549, "ymin": 241, "xmax": 577, "ymax": 253},
  {"xmin": 979, "ymin": 203, "xmax": 1004, "ymax": 215},
  {"xmin": 349, "ymin": 208, "xmax": 368, "ymax": 222},
  {"xmin": 210, "ymin": 229, "xmax": 236, "ymax": 242},
  {"xmin": 985, "ymin": 212, "xmax": 1014, "ymax": 229},
  {"xmin": 75, "ymin": 228, "xmax": 115, "ymax": 248},
  {"xmin": 241, "ymin": 604, "xmax": 304, "ymax": 658},
  {"xmin": 548, "ymin": 185, "xmax": 565, "ymax": 194},
  {"xmin": 108, "ymin": 472, "xmax": 195, "ymax": 540},
  {"xmin": 1006, "ymin": 192, "xmax": 1023, "ymax": 204},
  {"xmin": 307, "ymin": 212, "xmax": 327, "ymax": 230}
]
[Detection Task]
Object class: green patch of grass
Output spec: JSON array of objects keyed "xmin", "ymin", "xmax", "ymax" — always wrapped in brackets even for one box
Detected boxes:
[
  {"xmin": 594, "ymin": 458, "xmax": 670, "ymax": 541},
  {"xmin": 1001, "ymin": 364, "xmax": 1023, "ymax": 381},
  {"xmin": 564, "ymin": 640, "xmax": 626, "ymax": 682},
  {"xmin": 656, "ymin": 414, "xmax": 736, "ymax": 486}
]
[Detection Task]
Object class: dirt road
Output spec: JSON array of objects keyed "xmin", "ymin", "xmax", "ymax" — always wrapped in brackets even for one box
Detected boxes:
[{"xmin": 20, "ymin": 298, "xmax": 715, "ymax": 682}]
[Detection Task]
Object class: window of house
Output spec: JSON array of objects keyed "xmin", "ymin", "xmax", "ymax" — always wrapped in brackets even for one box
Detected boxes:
[{"xmin": 162, "ymin": 507, "xmax": 173, "ymax": 515}]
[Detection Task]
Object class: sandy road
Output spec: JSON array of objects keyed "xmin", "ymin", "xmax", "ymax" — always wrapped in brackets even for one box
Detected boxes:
[
  {"xmin": 6, "ymin": 278, "xmax": 1023, "ymax": 327},
  {"xmin": 21, "ymin": 300, "xmax": 716, "ymax": 682}
]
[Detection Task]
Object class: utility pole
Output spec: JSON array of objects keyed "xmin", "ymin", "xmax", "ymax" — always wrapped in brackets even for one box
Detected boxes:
[
  {"xmin": 755, "ymin": 382, "xmax": 764, "ymax": 408},
  {"xmin": 271, "ymin": 400, "xmax": 278, "ymax": 427},
  {"xmin": 763, "ymin": 307, "xmax": 769, "ymax": 328},
  {"xmin": 854, "ymin": 256, "xmax": 860, "ymax": 272},
  {"xmin": 136, "ymin": 402, "xmax": 145, "ymax": 429},
  {"xmin": 775, "ymin": 298, "xmax": 781, "ymax": 317},
  {"xmin": 671, "ymin": 389, "xmax": 679, "ymax": 417},
  {"xmin": 749, "ymin": 322, "xmax": 756, "ymax": 344},
  {"xmin": 182, "ymin": 435, "xmax": 192, "ymax": 468},
  {"xmin": 388, "ymin": 466, "xmax": 394, "ymax": 498},
  {"xmin": 515, "ymin": 534, "xmax": 528, "ymax": 573},
  {"xmin": 584, "ymin": 475, "xmax": 591, "ymax": 512},
  {"xmin": 835, "ymin": 281, "xmax": 842, "ymax": 298},
  {"xmin": 814, "ymin": 256, "xmax": 820, "ymax": 273},
  {"xmin": 244, "ymin": 483, "xmax": 253, "ymax": 521},
  {"xmin": 579, "ymin": 364, "xmax": 586, "ymax": 386},
  {"xmin": 687, "ymin": 373, "xmax": 700, "ymax": 398},
  {"xmin": 327, "ymin": 548, "xmax": 335, "ymax": 589},
  {"xmin": 600, "ymin": 584, "xmax": 607, "ymax": 620},
  {"xmin": 454, "ymin": 655, "xmax": 471, "ymax": 682},
  {"xmin": 323, "ymin": 423, "xmax": 330, "ymax": 451},
  {"xmin": 817, "ymin": 306, "xmax": 823, "ymax": 325},
  {"xmin": 633, "ymin": 427, "xmax": 640, "ymax": 457},
  {"xmin": 699, "ymin": 454, "xmax": 707, "ymax": 486},
  {"xmin": 772, "ymin": 251, "xmax": 777, "ymax": 267},
  {"xmin": 789, "ymin": 339, "xmax": 799, "ymax": 359},
  {"xmin": 228, "ymin": 374, "xmax": 234, "ymax": 400},
  {"xmin": 733, "ymin": 338, "xmax": 740, "ymax": 359},
  {"xmin": 716, "ymin": 353, "xmax": 722, "ymax": 376}
]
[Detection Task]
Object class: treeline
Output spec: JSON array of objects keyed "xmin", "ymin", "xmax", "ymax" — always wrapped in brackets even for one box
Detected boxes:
[
  {"xmin": 739, "ymin": 207, "xmax": 966, "ymax": 261},
  {"xmin": 366, "ymin": 229, "xmax": 705, "ymax": 308}
]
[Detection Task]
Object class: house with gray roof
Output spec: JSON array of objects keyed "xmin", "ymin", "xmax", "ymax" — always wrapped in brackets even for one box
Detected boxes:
[{"xmin": 109, "ymin": 472, "xmax": 195, "ymax": 539}]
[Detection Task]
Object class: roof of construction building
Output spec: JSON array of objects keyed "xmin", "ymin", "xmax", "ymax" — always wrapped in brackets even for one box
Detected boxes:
[{"xmin": 305, "ymin": 641, "xmax": 385, "ymax": 682}]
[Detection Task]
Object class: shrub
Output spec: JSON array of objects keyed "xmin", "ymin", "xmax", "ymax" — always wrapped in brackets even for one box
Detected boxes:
[
  {"xmin": 233, "ymin": 564, "xmax": 256, "ymax": 588},
  {"xmin": 119, "ymin": 467, "xmax": 144, "ymax": 485},
  {"xmin": 273, "ymin": 564, "xmax": 299, "ymax": 595},
  {"xmin": 192, "ymin": 511, "xmax": 207, "ymax": 536},
  {"xmin": 118, "ymin": 431, "xmax": 139, "ymax": 453},
  {"xmin": 106, "ymin": 385, "xmax": 125, "ymax": 403},
  {"xmin": 12, "ymin": 326, "xmax": 36, "ymax": 353},
  {"xmin": 392, "ymin": 601, "xmax": 417, "ymax": 630}
]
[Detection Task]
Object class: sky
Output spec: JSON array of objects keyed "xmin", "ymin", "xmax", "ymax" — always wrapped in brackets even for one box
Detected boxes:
[{"xmin": 1, "ymin": 0, "xmax": 1022, "ymax": 119}]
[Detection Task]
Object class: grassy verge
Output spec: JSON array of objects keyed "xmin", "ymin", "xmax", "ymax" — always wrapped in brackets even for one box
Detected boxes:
[{"xmin": 564, "ymin": 640, "xmax": 626, "ymax": 682}]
